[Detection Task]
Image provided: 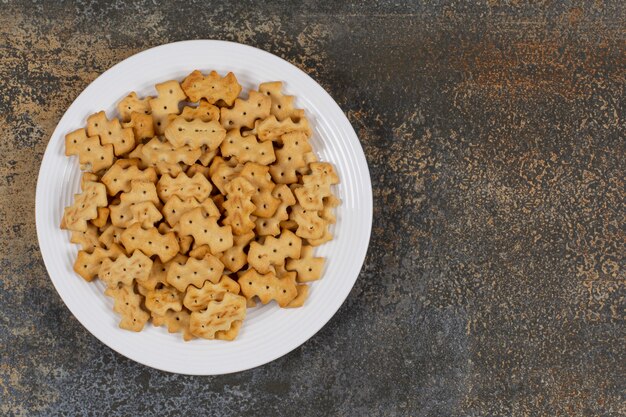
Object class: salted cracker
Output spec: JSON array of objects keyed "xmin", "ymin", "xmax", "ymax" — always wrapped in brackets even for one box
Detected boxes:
[
  {"xmin": 149, "ymin": 80, "xmax": 187, "ymax": 134},
  {"xmin": 104, "ymin": 284, "xmax": 150, "ymax": 331},
  {"xmin": 189, "ymin": 292, "xmax": 247, "ymax": 340},
  {"xmin": 183, "ymin": 275, "xmax": 240, "ymax": 311},
  {"xmin": 181, "ymin": 70, "xmax": 242, "ymax": 106},
  {"xmin": 164, "ymin": 116, "xmax": 226, "ymax": 150},
  {"xmin": 65, "ymin": 128, "xmax": 114, "ymax": 172},
  {"xmin": 61, "ymin": 181, "xmax": 108, "ymax": 232},
  {"xmin": 247, "ymin": 229, "xmax": 302, "ymax": 274},
  {"xmin": 238, "ymin": 268, "xmax": 298, "ymax": 307},
  {"xmin": 178, "ymin": 207, "xmax": 233, "ymax": 254},
  {"xmin": 166, "ymin": 254, "xmax": 225, "ymax": 292},
  {"xmin": 120, "ymin": 223, "xmax": 180, "ymax": 262},
  {"xmin": 86, "ymin": 111, "xmax": 135, "ymax": 156},
  {"xmin": 220, "ymin": 90, "xmax": 271, "ymax": 130},
  {"xmin": 220, "ymin": 128, "xmax": 275, "ymax": 166}
]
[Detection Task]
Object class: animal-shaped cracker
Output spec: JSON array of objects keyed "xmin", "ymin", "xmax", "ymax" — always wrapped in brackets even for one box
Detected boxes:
[
  {"xmin": 91, "ymin": 207, "xmax": 109, "ymax": 228},
  {"xmin": 164, "ymin": 116, "xmax": 226, "ymax": 150},
  {"xmin": 220, "ymin": 90, "xmax": 271, "ymax": 130},
  {"xmin": 101, "ymin": 159, "xmax": 157, "ymax": 196},
  {"xmin": 157, "ymin": 172, "xmax": 213, "ymax": 202},
  {"xmin": 181, "ymin": 70, "xmax": 242, "ymax": 106},
  {"xmin": 289, "ymin": 204, "xmax": 326, "ymax": 240},
  {"xmin": 240, "ymin": 163, "xmax": 280, "ymax": 218},
  {"xmin": 118, "ymin": 91, "xmax": 152, "ymax": 122},
  {"xmin": 220, "ymin": 232, "xmax": 254, "ymax": 273},
  {"xmin": 255, "ymin": 185, "xmax": 296, "ymax": 236},
  {"xmin": 178, "ymin": 207, "xmax": 233, "ymax": 254},
  {"xmin": 255, "ymin": 115, "xmax": 311, "ymax": 142},
  {"xmin": 104, "ymin": 284, "xmax": 150, "ymax": 331},
  {"xmin": 86, "ymin": 111, "xmax": 135, "ymax": 156},
  {"xmin": 209, "ymin": 156, "xmax": 243, "ymax": 194},
  {"xmin": 73, "ymin": 244, "xmax": 124, "ymax": 281},
  {"xmin": 65, "ymin": 128, "xmax": 114, "ymax": 172},
  {"xmin": 189, "ymin": 292, "xmax": 247, "ymax": 339},
  {"xmin": 70, "ymin": 224, "xmax": 102, "ymax": 253},
  {"xmin": 220, "ymin": 129, "xmax": 276, "ymax": 165},
  {"xmin": 122, "ymin": 111, "xmax": 154, "ymax": 140},
  {"xmin": 238, "ymin": 268, "xmax": 298, "ymax": 307},
  {"xmin": 98, "ymin": 250, "xmax": 153, "ymax": 289},
  {"xmin": 269, "ymin": 132, "xmax": 312, "ymax": 184},
  {"xmin": 141, "ymin": 137, "xmax": 201, "ymax": 166},
  {"xmin": 162, "ymin": 195, "xmax": 219, "ymax": 227},
  {"xmin": 144, "ymin": 285, "xmax": 183, "ymax": 316},
  {"xmin": 151, "ymin": 309, "xmax": 194, "ymax": 341},
  {"xmin": 109, "ymin": 180, "xmax": 160, "ymax": 228},
  {"xmin": 294, "ymin": 162, "xmax": 340, "ymax": 210},
  {"xmin": 61, "ymin": 181, "xmax": 108, "ymax": 232},
  {"xmin": 247, "ymin": 229, "xmax": 302, "ymax": 274},
  {"xmin": 286, "ymin": 245, "xmax": 325, "ymax": 282},
  {"xmin": 259, "ymin": 81, "xmax": 303, "ymax": 121},
  {"xmin": 120, "ymin": 223, "xmax": 180, "ymax": 262},
  {"xmin": 183, "ymin": 275, "xmax": 240, "ymax": 311},
  {"xmin": 175, "ymin": 100, "xmax": 220, "ymax": 122},
  {"xmin": 223, "ymin": 177, "xmax": 257, "ymax": 235},
  {"xmin": 166, "ymin": 254, "xmax": 225, "ymax": 292},
  {"xmin": 149, "ymin": 80, "xmax": 187, "ymax": 134}
]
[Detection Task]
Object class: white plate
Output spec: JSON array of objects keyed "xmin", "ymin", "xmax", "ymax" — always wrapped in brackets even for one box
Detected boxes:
[{"xmin": 36, "ymin": 40, "xmax": 372, "ymax": 375}]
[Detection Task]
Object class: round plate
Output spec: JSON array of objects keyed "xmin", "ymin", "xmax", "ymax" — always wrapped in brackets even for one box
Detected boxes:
[{"xmin": 36, "ymin": 40, "xmax": 372, "ymax": 375}]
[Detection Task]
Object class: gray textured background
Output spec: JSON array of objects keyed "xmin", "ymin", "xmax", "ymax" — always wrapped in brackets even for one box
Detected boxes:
[{"xmin": 1, "ymin": 1, "xmax": 625, "ymax": 416}]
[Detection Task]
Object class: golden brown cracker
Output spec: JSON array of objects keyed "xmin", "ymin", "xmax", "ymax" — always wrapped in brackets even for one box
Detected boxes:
[
  {"xmin": 151, "ymin": 309, "xmax": 194, "ymax": 341},
  {"xmin": 164, "ymin": 116, "xmax": 226, "ymax": 150},
  {"xmin": 105, "ymin": 284, "xmax": 150, "ymax": 332},
  {"xmin": 118, "ymin": 91, "xmax": 152, "ymax": 122},
  {"xmin": 149, "ymin": 80, "xmax": 186, "ymax": 134},
  {"xmin": 286, "ymin": 284, "xmax": 309, "ymax": 308},
  {"xmin": 238, "ymin": 268, "xmax": 298, "ymax": 307},
  {"xmin": 220, "ymin": 90, "xmax": 271, "ymax": 130},
  {"xmin": 222, "ymin": 177, "xmax": 257, "ymax": 236},
  {"xmin": 101, "ymin": 159, "xmax": 157, "ymax": 196},
  {"xmin": 98, "ymin": 250, "xmax": 153, "ymax": 289},
  {"xmin": 189, "ymin": 292, "xmax": 247, "ymax": 339},
  {"xmin": 181, "ymin": 70, "xmax": 242, "ymax": 106},
  {"xmin": 286, "ymin": 245, "xmax": 325, "ymax": 282},
  {"xmin": 166, "ymin": 254, "xmax": 225, "ymax": 292},
  {"xmin": 122, "ymin": 111, "xmax": 155, "ymax": 140},
  {"xmin": 86, "ymin": 111, "xmax": 135, "ymax": 156},
  {"xmin": 141, "ymin": 137, "xmax": 201, "ymax": 166},
  {"xmin": 162, "ymin": 195, "xmax": 219, "ymax": 227},
  {"xmin": 247, "ymin": 229, "xmax": 302, "ymax": 274},
  {"xmin": 209, "ymin": 156, "xmax": 243, "ymax": 195},
  {"xmin": 120, "ymin": 223, "xmax": 180, "ymax": 263},
  {"xmin": 255, "ymin": 115, "xmax": 311, "ymax": 142},
  {"xmin": 240, "ymin": 162, "xmax": 281, "ymax": 218},
  {"xmin": 90, "ymin": 207, "xmax": 110, "ymax": 228},
  {"xmin": 144, "ymin": 285, "xmax": 184, "ymax": 316},
  {"xmin": 70, "ymin": 224, "xmax": 102, "ymax": 253},
  {"xmin": 255, "ymin": 184, "xmax": 296, "ymax": 236},
  {"xmin": 109, "ymin": 180, "xmax": 160, "ymax": 228},
  {"xmin": 269, "ymin": 132, "xmax": 312, "ymax": 184},
  {"xmin": 220, "ymin": 231, "xmax": 255, "ymax": 273},
  {"xmin": 157, "ymin": 172, "xmax": 213, "ymax": 202},
  {"xmin": 183, "ymin": 275, "xmax": 240, "ymax": 311},
  {"xmin": 220, "ymin": 129, "xmax": 275, "ymax": 166},
  {"xmin": 176, "ymin": 99, "xmax": 220, "ymax": 122},
  {"xmin": 258, "ymin": 81, "xmax": 303, "ymax": 121},
  {"xmin": 73, "ymin": 244, "xmax": 124, "ymax": 281},
  {"xmin": 61, "ymin": 181, "xmax": 108, "ymax": 232},
  {"xmin": 289, "ymin": 204, "xmax": 326, "ymax": 240},
  {"xmin": 65, "ymin": 128, "xmax": 114, "ymax": 172},
  {"xmin": 178, "ymin": 207, "xmax": 233, "ymax": 254}
]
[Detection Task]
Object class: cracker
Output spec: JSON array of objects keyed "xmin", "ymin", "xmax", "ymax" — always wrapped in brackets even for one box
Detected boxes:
[
  {"xmin": 141, "ymin": 137, "xmax": 201, "ymax": 166},
  {"xmin": 122, "ymin": 111, "xmax": 155, "ymax": 140},
  {"xmin": 183, "ymin": 275, "xmax": 240, "ymax": 311},
  {"xmin": 86, "ymin": 111, "xmax": 135, "ymax": 156},
  {"xmin": 118, "ymin": 91, "xmax": 152, "ymax": 122},
  {"xmin": 320, "ymin": 195, "xmax": 340, "ymax": 224},
  {"xmin": 220, "ymin": 128, "xmax": 275, "ymax": 166},
  {"xmin": 176, "ymin": 100, "xmax": 220, "ymax": 122},
  {"xmin": 104, "ymin": 284, "xmax": 150, "ymax": 332},
  {"xmin": 188, "ymin": 245, "xmax": 211, "ymax": 260},
  {"xmin": 158, "ymin": 223, "xmax": 193, "ymax": 255},
  {"xmin": 247, "ymin": 229, "xmax": 302, "ymax": 274},
  {"xmin": 166, "ymin": 254, "xmax": 225, "ymax": 292},
  {"xmin": 98, "ymin": 224, "xmax": 124, "ymax": 249},
  {"xmin": 258, "ymin": 81, "xmax": 303, "ymax": 121},
  {"xmin": 101, "ymin": 159, "xmax": 157, "ymax": 196},
  {"xmin": 238, "ymin": 268, "xmax": 298, "ymax": 307},
  {"xmin": 240, "ymin": 162, "xmax": 280, "ymax": 218},
  {"xmin": 255, "ymin": 184, "xmax": 296, "ymax": 236},
  {"xmin": 91, "ymin": 207, "xmax": 110, "ymax": 228},
  {"xmin": 144, "ymin": 285, "xmax": 183, "ymax": 316},
  {"xmin": 164, "ymin": 116, "xmax": 226, "ymax": 151},
  {"xmin": 186, "ymin": 163, "xmax": 210, "ymax": 178},
  {"xmin": 151, "ymin": 309, "xmax": 194, "ymax": 341},
  {"xmin": 80, "ymin": 172, "xmax": 100, "ymax": 189},
  {"xmin": 120, "ymin": 223, "xmax": 180, "ymax": 262},
  {"xmin": 255, "ymin": 115, "xmax": 311, "ymax": 142},
  {"xmin": 289, "ymin": 204, "xmax": 326, "ymax": 240},
  {"xmin": 223, "ymin": 177, "xmax": 257, "ymax": 236},
  {"xmin": 294, "ymin": 162, "xmax": 340, "ymax": 210},
  {"xmin": 307, "ymin": 227, "xmax": 333, "ymax": 246},
  {"xmin": 137, "ymin": 254, "xmax": 187, "ymax": 292},
  {"xmin": 209, "ymin": 156, "xmax": 243, "ymax": 195},
  {"xmin": 198, "ymin": 147, "xmax": 219, "ymax": 167},
  {"xmin": 149, "ymin": 80, "xmax": 187, "ymax": 134},
  {"xmin": 157, "ymin": 172, "xmax": 213, "ymax": 202},
  {"xmin": 61, "ymin": 181, "xmax": 108, "ymax": 232},
  {"xmin": 130, "ymin": 201, "xmax": 163, "ymax": 229},
  {"xmin": 98, "ymin": 250, "xmax": 153, "ymax": 289},
  {"xmin": 286, "ymin": 284, "xmax": 309, "ymax": 308},
  {"xmin": 189, "ymin": 292, "xmax": 247, "ymax": 340},
  {"xmin": 181, "ymin": 70, "xmax": 242, "ymax": 106},
  {"xmin": 220, "ymin": 231, "xmax": 254, "ymax": 273},
  {"xmin": 269, "ymin": 132, "xmax": 312, "ymax": 184},
  {"xmin": 162, "ymin": 195, "xmax": 219, "ymax": 227},
  {"xmin": 70, "ymin": 224, "xmax": 102, "ymax": 253},
  {"xmin": 286, "ymin": 245, "xmax": 325, "ymax": 282},
  {"xmin": 65, "ymin": 128, "xmax": 114, "ymax": 172},
  {"xmin": 73, "ymin": 244, "xmax": 124, "ymax": 281},
  {"xmin": 220, "ymin": 90, "xmax": 271, "ymax": 130},
  {"xmin": 214, "ymin": 319, "xmax": 243, "ymax": 341},
  {"xmin": 178, "ymin": 207, "xmax": 233, "ymax": 254},
  {"xmin": 109, "ymin": 180, "xmax": 160, "ymax": 228}
]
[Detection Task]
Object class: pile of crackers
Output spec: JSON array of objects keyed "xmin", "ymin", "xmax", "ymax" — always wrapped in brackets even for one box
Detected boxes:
[{"xmin": 60, "ymin": 70, "xmax": 339, "ymax": 341}]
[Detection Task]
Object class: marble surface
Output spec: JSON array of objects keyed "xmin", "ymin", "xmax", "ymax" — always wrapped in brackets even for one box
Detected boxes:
[{"xmin": 0, "ymin": 1, "xmax": 624, "ymax": 416}]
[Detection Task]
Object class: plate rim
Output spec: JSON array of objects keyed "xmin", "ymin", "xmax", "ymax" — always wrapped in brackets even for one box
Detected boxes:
[{"xmin": 35, "ymin": 39, "xmax": 373, "ymax": 375}]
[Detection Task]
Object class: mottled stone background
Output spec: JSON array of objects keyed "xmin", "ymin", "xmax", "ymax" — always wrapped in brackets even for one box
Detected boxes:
[{"xmin": 1, "ymin": 0, "xmax": 624, "ymax": 416}]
